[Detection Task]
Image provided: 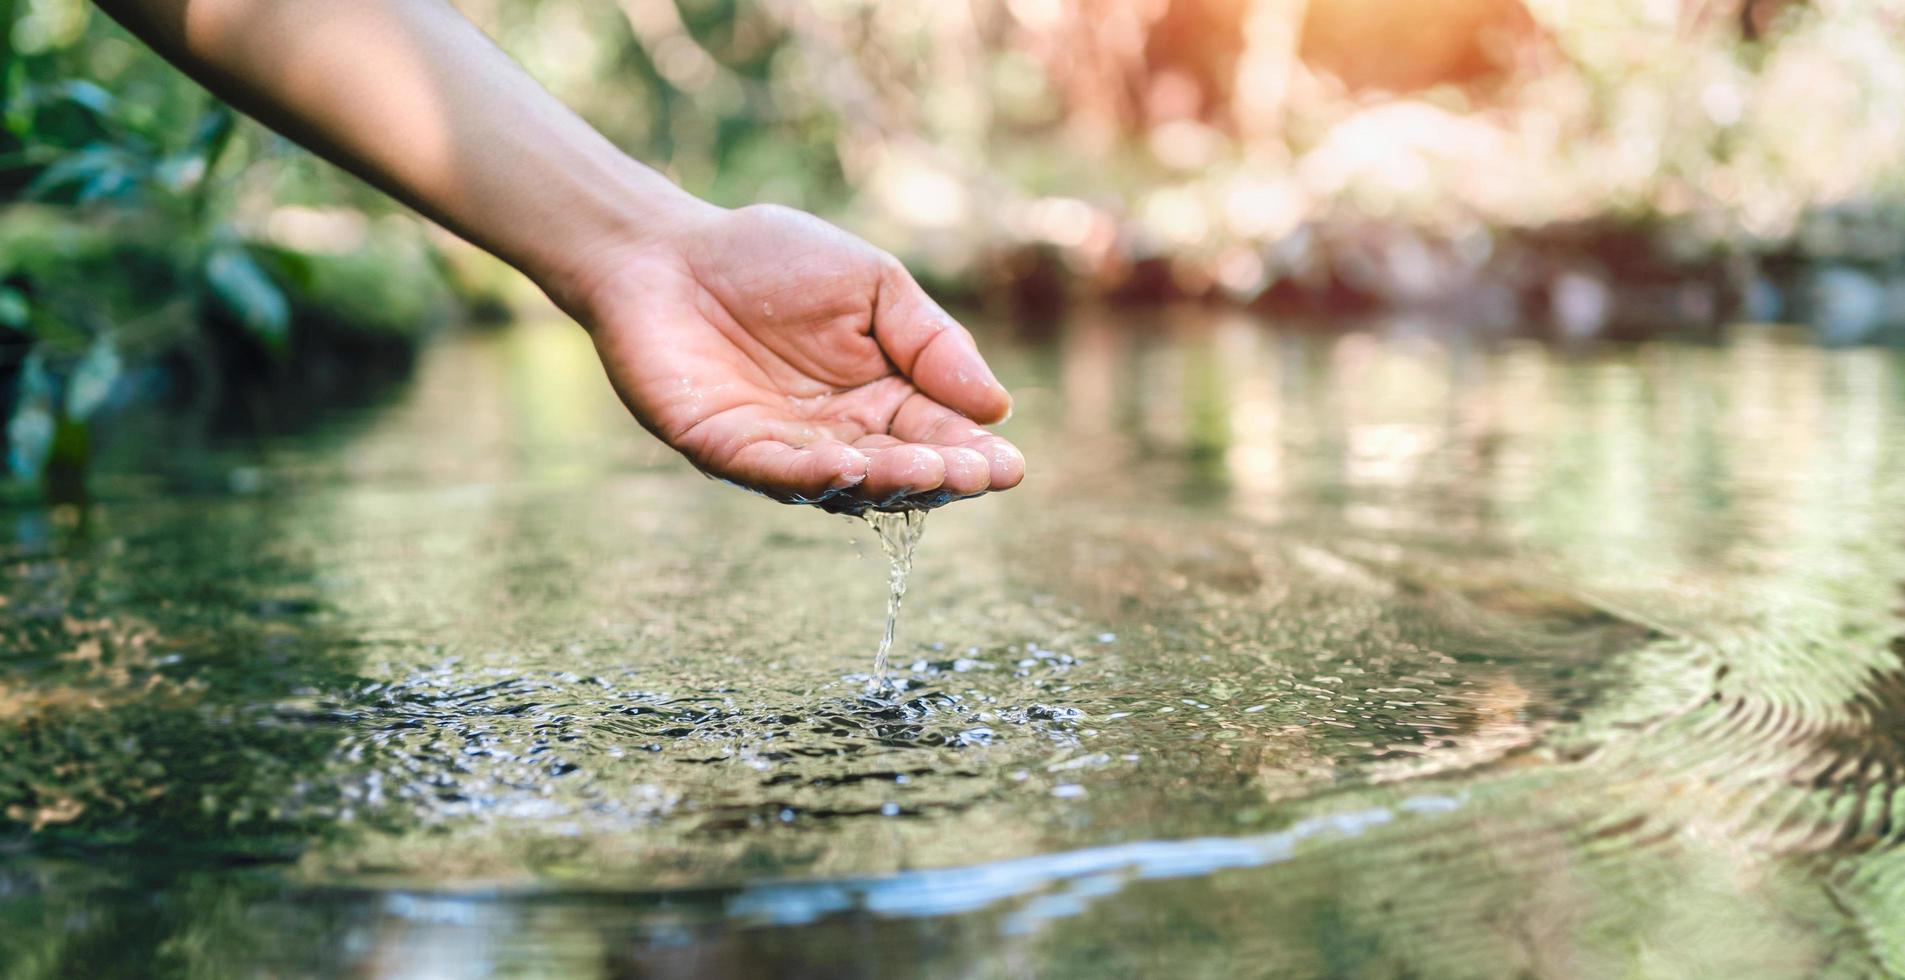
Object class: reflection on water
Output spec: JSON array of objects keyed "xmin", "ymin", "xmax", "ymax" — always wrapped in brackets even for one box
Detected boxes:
[{"xmin": 4, "ymin": 312, "xmax": 1905, "ymax": 975}]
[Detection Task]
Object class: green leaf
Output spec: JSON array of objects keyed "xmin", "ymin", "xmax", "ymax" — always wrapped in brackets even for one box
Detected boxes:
[
  {"xmin": 205, "ymin": 246, "xmax": 290, "ymax": 348},
  {"xmin": 0, "ymin": 286, "xmax": 27, "ymax": 329},
  {"xmin": 190, "ymin": 105, "xmax": 237, "ymax": 163},
  {"xmin": 2, "ymin": 62, "xmax": 31, "ymax": 134},
  {"xmin": 172, "ymin": 106, "xmax": 238, "ymax": 202},
  {"xmin": 153, "ymin": 152, "xmax": 209, "ymax": 193},
  {"xmin": 6, "ymin": 399, "xmax": 54, "ymax": 480},
  {"xmin": 64, "ymin": 336, "xmax": 120, "ymax": 420},
  {"xmin": 22, "ymin": 145, "xmax": 129, "ymax": 201},
  {"xmin": 76, "ymin": 165, "xmax": 136, "ymax": 205},
  {"xmin": 7, "ymin": 354, "xmax": 56, "ymax": 480},
  {"xmin": 18, "ymin": 349, "xmax": 55, "ymax": 400},
  {"xmin": 256, "ymin": 245, "xmax": 316, "ymax": 291},
  {"xmin": 51, "ymin": 80, "xmax": 115, "ymax": 117}
]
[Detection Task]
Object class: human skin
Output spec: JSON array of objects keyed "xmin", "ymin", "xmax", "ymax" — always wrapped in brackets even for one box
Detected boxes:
[{"xmin": 94, "ymin": 0, "xmax": 1024, "ymax": 511}]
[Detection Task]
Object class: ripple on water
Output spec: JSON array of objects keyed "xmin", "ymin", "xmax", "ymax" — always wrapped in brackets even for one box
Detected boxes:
[
  {"xmin": 16, "ymin": 325, "xmax": 1905, "ymax": 975},
  {"xmin": 321, "ymin": 647, "xmax": 1093, "ymax": 838}
]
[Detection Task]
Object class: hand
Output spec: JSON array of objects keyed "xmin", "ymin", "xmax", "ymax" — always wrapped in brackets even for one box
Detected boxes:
[
  {"xmin": 565, "ymin": 203, "xmax": 1025, "ymax": 513},
  {"xmin": 99, "ymin": 0, "xmax": 1019, "ymax": 515}
]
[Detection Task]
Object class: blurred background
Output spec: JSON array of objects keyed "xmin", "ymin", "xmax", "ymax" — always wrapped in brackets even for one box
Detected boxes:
[
  {"xmin": 12, "ymin": 9, "xmax": 1905, "ymax": 967},
  {"xmin": 4, "ymin": 0, "xmax": 1905, "ymax": 495}
]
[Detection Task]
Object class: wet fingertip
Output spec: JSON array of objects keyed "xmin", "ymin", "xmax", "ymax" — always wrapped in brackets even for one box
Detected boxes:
[
  {"xmin": 939, "ymin": 446, "xmax": 991, "ymax": 494},
  {"xmin": 970, "ymin": 388, "xmax": 1013, "ymax": 426},
  {"xmin": 902, "ymin": 446, "xmax": 947, "ymax": 490},
  {"xmin": 986, "ymin": 442, "xmax": 1026, "ymax": 489},
  {"xmin": 829, "ymin": 449, "xmax": 870, "ymax": 490}
]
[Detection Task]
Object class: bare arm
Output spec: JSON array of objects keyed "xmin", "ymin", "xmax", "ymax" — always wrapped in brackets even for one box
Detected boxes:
[
  {"xmin": 94, "ymin": 0, "xmax": 691, "ymax": 312},
  {"xmin": 96, "ymin": 0, "xmax": 1023, "ymax": 510}
]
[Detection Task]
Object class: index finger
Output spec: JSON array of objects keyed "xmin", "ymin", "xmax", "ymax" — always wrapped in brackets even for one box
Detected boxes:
[{"xmin": 870, "ymin": 259, "xmax": 1014, "ymax": 425}]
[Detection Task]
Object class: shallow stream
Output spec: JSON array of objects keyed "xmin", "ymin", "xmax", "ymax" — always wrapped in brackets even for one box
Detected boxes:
[{"xmin": 6, "ymin": 311, "xmax": 1905, "ymax": 976}]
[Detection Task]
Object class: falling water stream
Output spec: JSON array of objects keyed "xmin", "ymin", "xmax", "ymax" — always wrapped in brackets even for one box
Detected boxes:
[{"xmin": 863, "ymin": 509, "xmax": 928, "ymax": 682}]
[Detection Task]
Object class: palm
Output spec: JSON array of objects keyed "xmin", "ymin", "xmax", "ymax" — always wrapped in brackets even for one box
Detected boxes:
[{"xmin": 583, "ymin": 206, "xmax": 1022, "ymax": 512}]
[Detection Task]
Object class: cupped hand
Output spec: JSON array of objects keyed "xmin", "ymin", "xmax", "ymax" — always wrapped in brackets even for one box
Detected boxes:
[{"xmin": 566, "ymin": 204, "xmax": 1025, "ymax": 512}]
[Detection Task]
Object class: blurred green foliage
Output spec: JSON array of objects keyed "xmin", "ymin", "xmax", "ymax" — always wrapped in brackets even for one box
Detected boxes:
[
  {"xmin": 6, "ymin": 0, "xmax": 1905, "ymax": 495},
  {"xmin": 0, "ymin": 0, "xmax": 454, "ymax": 493}
]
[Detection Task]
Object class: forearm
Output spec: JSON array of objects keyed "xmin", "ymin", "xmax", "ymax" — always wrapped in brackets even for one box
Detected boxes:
[{"xmin": 94, "ymin": 0, "xmax": 707, "ymax": 311}]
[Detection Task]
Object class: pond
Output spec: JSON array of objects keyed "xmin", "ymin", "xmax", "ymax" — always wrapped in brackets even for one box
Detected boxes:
[{"xmin": 5, "ymin": 309, "xmax": 1905, "ymax": 977}]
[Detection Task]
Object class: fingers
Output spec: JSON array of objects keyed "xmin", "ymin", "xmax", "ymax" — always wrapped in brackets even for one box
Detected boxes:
[
  {"xmin": 871, "ymin": 260, "xmax": 1013, "ymax": 425},
  {"xmin": 889, "ymin": 396, "xmax": 1026, "ymax": 492},
  {"xmin": 823, "ymin": 393, "xmax": 1029, "ymax": 509},
  {"xmin": 857, "ymin": 441, "xmax": 946, "ymax": 502},
  {"xmin": 977, "ymin": 438, "xmax": 1025, "ymax": 490},
  {"xmin": 847, "ymin": 438, "xmax": 991, "ymax": 498},
  {"xmin": 685, "ymin": 401, "xmax": 1020, "ymax": 511},
  {"xmin": 710, "ymin": 435, "xmax": 979, "ymax": 510},
  {"xmin": 718, "ymin": 438, "xmax": 869, "ymax": 504},
  {"xmin": 938, "ymin": 446, "xmax": 992, "ymax": 496}
]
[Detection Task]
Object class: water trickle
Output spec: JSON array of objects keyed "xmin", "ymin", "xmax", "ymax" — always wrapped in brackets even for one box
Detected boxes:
[{"xmin": 864, "ymin": 509, "xmax": 928, "ymax": 683}]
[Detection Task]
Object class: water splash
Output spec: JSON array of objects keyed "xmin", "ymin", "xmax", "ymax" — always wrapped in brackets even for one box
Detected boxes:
[{"xmin": 864, "ymin": 509, "xmax": 928, "ymax": 682}]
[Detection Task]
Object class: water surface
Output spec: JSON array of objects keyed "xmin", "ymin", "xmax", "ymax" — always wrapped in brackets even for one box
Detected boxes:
[{"xmin": 5, "ymin": 312, "xmax": 1905, "ymax": 976}]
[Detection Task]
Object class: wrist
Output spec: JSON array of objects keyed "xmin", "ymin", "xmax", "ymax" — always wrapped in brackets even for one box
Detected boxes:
[{"xmin": 517, "ymin": 155, "xmax": 722, "ymax": 324}]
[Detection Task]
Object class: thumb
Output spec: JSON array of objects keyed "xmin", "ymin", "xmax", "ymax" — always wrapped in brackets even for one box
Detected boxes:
[{"xmin": 871, "ymin": 258, "xmax": 1013, "ymax": 425}]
